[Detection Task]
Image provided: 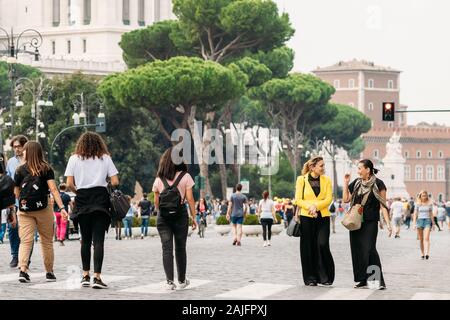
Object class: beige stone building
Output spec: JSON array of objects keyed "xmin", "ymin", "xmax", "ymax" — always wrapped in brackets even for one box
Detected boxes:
[{"xmin": 313, "ymin": 60, "xmax": 450, "ymax": 202}]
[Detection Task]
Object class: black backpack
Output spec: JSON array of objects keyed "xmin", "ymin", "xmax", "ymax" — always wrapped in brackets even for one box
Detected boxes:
[
  {"xmin": 0, "ymin": 175, "xmax": 15, "ymax": 210},
  {"xmin": 158, "ymin": 172, "xmax": 186, "ymax": 218},
  {"xmin": 19, "ymin": 174, "xmax": 48, "ymax": 212}
]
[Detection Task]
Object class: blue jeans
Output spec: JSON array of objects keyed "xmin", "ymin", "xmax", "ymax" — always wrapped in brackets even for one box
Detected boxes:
[
  {"xmin": 123, "ymin": 216, "xmax": 133, "ymax": 237},
  {"xmin": 141, "ymin": 216, "xmax": 149, "ymax": 236},
  {"xmin": 8, "ymin": 222, "xmax": 20, "ymax": 258},
  {"xmin": 0, "ymin": 223, "xmax": 6, "ymax": 242}
]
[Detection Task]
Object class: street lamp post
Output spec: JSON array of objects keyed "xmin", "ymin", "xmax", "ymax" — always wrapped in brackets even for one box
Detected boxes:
[
  {"xmin": 0, "ymin": 27, "xmax": 43, "ymax": 136},
  {"xmin": 14, "ymin": 77, "xmax": 53, "ymax": 141}
]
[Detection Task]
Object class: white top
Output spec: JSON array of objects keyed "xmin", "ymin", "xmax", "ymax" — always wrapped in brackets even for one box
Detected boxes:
[
  {"xmin": 64, "ymin": 154, "xmax": 119, "ymax": 190},
  {"xmin": 390, "ymin": 201, "xmax": 404, "ymax": 218},
  {"xmin": 259, "ymin": 199, "xmax": 275, "ymax": 219}
]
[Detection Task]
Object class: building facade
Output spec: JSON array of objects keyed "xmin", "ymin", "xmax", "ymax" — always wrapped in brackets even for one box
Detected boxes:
[
  {"xmin": 313, "ymin": 60, "xmax": 450, "ymax": 202},
  {"xmin": 0, "ymin": 0, "xmax": 174, "ymax": 75}
]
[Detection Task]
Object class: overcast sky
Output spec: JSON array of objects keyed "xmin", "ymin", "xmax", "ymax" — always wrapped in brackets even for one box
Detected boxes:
[{"xmin": 273, "ymin": 0, "xmax": 450, "ymax": 126}]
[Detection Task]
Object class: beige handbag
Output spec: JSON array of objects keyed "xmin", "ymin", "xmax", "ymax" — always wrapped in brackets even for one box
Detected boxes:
[{"xmin": 342, "ymin": 191, "xmax": 370, "ymax": 231}]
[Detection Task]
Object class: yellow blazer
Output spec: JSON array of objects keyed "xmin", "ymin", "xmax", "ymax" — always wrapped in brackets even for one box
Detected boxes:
[{"xmin": 294, "ymin": 174, "xmax": 333, "ymax": 218}]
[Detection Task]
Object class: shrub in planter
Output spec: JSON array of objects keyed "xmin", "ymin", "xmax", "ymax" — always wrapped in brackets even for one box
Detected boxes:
[
  {"xmin": 274, "ymin": 213, "xmax": 282, "ymax": 224},
  {"xmin": 243, "ymin": 214, "xmax": 260, "ymax": 225},
  {"xmin": 149, "ymin": 216, "xmax": 157, "ymax": 227},
  {"xmin": 216, "ymin": 215, "xmax": 230, "ymax": 225}
]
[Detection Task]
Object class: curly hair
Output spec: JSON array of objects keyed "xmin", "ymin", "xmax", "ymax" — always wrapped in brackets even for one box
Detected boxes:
[{"xmin": 74, "ymin": 132, "xmax": 110, "ymax": 160}]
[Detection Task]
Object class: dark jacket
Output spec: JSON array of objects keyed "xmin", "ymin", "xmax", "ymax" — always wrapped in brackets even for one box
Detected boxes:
[
  {"xmin": 72, "ymin": 187, "xmax": 111, "ymax": 229},
  {"xmin": 0, "ymin": 175, "xmax": 15, "ymax": 210}
]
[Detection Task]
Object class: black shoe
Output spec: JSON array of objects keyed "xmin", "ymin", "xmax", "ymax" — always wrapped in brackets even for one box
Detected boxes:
[
  {"xmin": 306, "ymin": 282, "xmax": 317, "ymax": 287},
  {"xmin": 92, "ymin": 277, "xmax": 108, "ymax": 289},
  {"xmin": 320, "ymin": 282, "xmax": 333, "ymax": 287},
  {"xmin": 354, "ymin": 281, "xmax": 367, "ymax": 289},
  {"xmin": 425, "ymin": 255, "xmax": 429, "ymax": 260},
  {"xmin": 46, "ymin": 272, "xmax": 57, "ymax": 282},
  {"xmin": 81, "ymin": 275, "xmax": 91, "ymax": 287},
  {"xmin": 232, "ymin": 240, "xmax": 237, "ymax": 246},
  {"xmin": 19, "ymin": 271, "xmax": 30, "ymax": 283},
  {"xmin": 10, "ymin": 257, "xmax": 18, "ymax": 268},
  {"xmin": 421, "ymin": 256, "xmax": 425, "ymax": 260}
]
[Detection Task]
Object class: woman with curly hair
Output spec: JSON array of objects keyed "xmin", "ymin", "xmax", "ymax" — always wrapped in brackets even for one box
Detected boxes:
[{"xmin": 65, "ymin": 132, "xmax": 119, "ymax": 289}]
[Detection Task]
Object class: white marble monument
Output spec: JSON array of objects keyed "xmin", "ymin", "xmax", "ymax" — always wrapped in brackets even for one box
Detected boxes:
[{"xmin": 379, "ymin": 132, "xmax": 410, "ymax": 199}]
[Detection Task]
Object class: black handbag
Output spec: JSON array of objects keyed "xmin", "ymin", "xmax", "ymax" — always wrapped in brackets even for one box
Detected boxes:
[
  {"xmin": 107, "ymin": 184, "xmax": 130, "ymax": 221},
  {"xmin": 286, "ymin": 217, "xmax": 302, "ymax": 237},
  {"xmin": 286, "ymin": 176, "xmax": 305, "ymax": 237}
]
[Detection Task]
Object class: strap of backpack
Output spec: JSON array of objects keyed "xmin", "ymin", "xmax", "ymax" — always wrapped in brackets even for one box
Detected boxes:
[
  {"xmin": 161, "ymin": 177, "xmax": 170, "ymax": 190},
  {"xmin": 172, "ymin": 171, "xmax": 187, "ymax": 188}
]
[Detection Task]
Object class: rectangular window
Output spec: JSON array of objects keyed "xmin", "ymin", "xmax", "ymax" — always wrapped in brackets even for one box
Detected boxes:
[
  {"xmin": 368, "ymin": 79, "xmax": 374, "ymax": 88},
  {"xmin": 123, "ymin": 0, "xmax": 130, "ymax": 25},
  {"xmin": 388, "ymin": 80, "xmax": 394, "ymax": 89},
  {"xmin": 437, "ymin": 166, "xmax": 445, "ymax": 180},
  {"xmin": 415, "ymin": 166, "xmax": 423, "ymax": 181},
  {"xmin": 334, "ymin": 80, "xmax": 340, "ymax": 89},
  {"xmin": 84, "ymin": 0, "xmax": 91, "ymax": 25},
  {"xmin": 426, "ymin": 166, "xmax": 434, "ymax": 181},
  {"xmin": 348, "ymin": 79, "xmax": 355, "ymax": 88},
  {"xmin": 68, "ymin": 0, "xmax": 75, "ymax": 25},
  {"xmin": 52, "ymin": 0, "xmax": 60, "ymax": 27},
  {"xmin": 83, "ymin": 39, "xmax": 87, "ymax": 53},
  {"xmin": 52, "ymin": 41, "xmax": 56, "ymax": 55},
  {"xmin": 67, "ymin": 40, "xmax": 71, "ymax": 54},
  {"xmin": 138, "ymin": 0, "xmax": 145, "ymax": 26},
  {"xmin": 404, "ymin": 165, "xmax": 410, "ymax": 180}
]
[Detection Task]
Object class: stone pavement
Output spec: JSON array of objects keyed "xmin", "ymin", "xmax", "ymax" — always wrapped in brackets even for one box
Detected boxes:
[{"xmin": 0, "ymin": 216, "xmax": 449, "ymax": 300}]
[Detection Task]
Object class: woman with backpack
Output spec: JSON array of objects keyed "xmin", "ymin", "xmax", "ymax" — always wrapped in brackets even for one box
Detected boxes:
[
  {"xmin": 65, "ymin": 132, "xmax": 119, "ymax": 289},
  {"xmin": 152, "ymin": 147, "xmax": 197, "ymax": 290},
  {"xmin": 13, "ymin": 142, "xmax": 69, "ymax": 283}
]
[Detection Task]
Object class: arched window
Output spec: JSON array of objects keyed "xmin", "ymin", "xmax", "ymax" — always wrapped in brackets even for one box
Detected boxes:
[
  {"xmin": 84, "ymin": 0, "xmax": 91, "ymax": 25},
  {"xmin": 388, "ymin": 80, "xmax": 394, "ymax": 89},
  {"xmin": 123, "ymin": 0, "xmax": 130, "ymax": 25},
  {"xmin": 52, "ymin": 0, "xmax": 60, "ymax": 27},
  {"xmin": 138, "ymin": 0, "xmax": 146, "ymax": 26},
  {"xmin": 416, "ymin": 150, "xmax": 421, "ymax": 159}
]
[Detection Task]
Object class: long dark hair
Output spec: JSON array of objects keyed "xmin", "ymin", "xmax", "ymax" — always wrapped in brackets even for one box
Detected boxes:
[
  {"xmin": 156, "ymin": 147, "xmax": 188, "ymax": 180},
  {"xmin": 359, "ymin": 159, "xmax": 379, "ymax": 175},
  {"xmin": 0, "ymin": 153, "xmax": 6, "ymax": 175}
]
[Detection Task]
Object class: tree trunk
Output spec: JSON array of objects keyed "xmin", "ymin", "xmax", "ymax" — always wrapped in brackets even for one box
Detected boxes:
[{"xmin": 332, "ymin": 155, "xmax": 338, "ymax": 199}]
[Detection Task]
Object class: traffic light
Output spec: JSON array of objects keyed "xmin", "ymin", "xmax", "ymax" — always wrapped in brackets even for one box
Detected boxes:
[{"xmin": 382, "ymin": 102, "xmax": 395, "ymax": 122}]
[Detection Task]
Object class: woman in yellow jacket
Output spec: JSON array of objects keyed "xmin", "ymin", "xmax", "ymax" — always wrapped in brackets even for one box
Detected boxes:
[{"xmin": 294, "ymin": 156, "xmax": 335, "ymax": 286}]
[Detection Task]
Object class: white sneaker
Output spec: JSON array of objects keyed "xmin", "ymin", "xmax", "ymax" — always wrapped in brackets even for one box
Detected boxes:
[
  {"xmin": 166, "ymin": 280, "xmax": 177, "ymax": 290},
  {"xmin": 178, "ymin": 278, "xmax": 190, "ymax": 289},
  {"xmin": 263, "ymin": 241, "xmax": 267, "ymax": 247},
  {"xmin": 267, "ymin": 241, "xmax": 271, "ymax": 246}
]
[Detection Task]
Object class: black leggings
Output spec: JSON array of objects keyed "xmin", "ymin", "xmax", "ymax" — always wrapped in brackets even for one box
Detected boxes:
[
  {"xmin": 300, "ymin": 215, "xmax": 335, "ymax": 285},
  {"xmin": 260, "ymin": 218, "xmax": 273, "ymax": 241},
  {"xmin": 78, "ymin": 213, "xmax": 111, "ymax": 273},
  {"xmin": 157, "ymin": 213, "xmax": 189, "ymax": 283},
  {"xmin": 433, "ymin": 217, "xmax": 441, "ymax": 231}
]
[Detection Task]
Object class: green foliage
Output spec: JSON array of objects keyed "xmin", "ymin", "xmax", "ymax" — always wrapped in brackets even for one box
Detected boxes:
[
  {"xmin": 229, "ymin": 57, "xmax": 272, "ymax": 87},
  {"xmin": 120, "ymin": 20, "xmax": 196, "ymax": 68},
  {"xmin": 132, "ymin": 216, "xmax": 157, "ymax": 227},
  {"xmin": 216, "ymin": 215, "xmax": 230, "ymax": 225},
  {"xmin": 243, "ymin": 214, "xmax": 260, "ymax": 225},
  {"xmin": 98, "ymin": 57, "xmax": 248, "ymax": 133},
  {"xmin": 274, "ymin": 213, "xmax": 282, "ymax": 224}
]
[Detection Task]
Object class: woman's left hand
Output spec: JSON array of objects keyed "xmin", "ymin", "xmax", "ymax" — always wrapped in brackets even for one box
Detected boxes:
[{"xmin": 61, "ymin": 209, "xmax": 69, "ymax": 221}]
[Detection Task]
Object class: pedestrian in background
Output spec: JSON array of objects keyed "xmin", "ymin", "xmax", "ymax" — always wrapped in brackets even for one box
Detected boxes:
[
  {"xmin": 390, "ymin": 197, "xmax": 404, "ymax": 239},
  {"xmin": 257, "ymin": 191, "xmax": 277, "ymax": 247},
  {"xmin": 226, "ymin": 184, "xmax": 248, "ymax": 247},
  {"xmin": 412, "ymin": 190, "xmax": 435, "ymax": 260},
  {"xmin": 122, "ymin": 195, "xmax": 135, "ymax": 240},
  {"xmin": 138, "ymin": 193, "xmax": 153, "ymax": 239}
]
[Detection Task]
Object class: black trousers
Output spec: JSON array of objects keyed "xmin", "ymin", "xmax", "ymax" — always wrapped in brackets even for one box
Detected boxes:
[
  {"xmin": 78, "ymin": 212, "xmax": 110, "ymax": 273},
  {"xmin": 260, "ymin": 218, "xmax": 273, "ymax": 241},
  {"xmin": 157, "ymin": 212, "xmax": 189, "ymax": 282},
  {"xmin": 300, "ymin": 215, "xmax": 335, "ymax": 285},
  {"xmin": 349, "ymin": 220, "xmax": 385, "ymax": 286}
]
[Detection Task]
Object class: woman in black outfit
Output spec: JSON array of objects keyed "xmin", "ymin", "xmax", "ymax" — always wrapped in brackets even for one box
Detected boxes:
[{"xmin": 343, "ymin": 159, "xmax": 392, "ymax": 290}]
